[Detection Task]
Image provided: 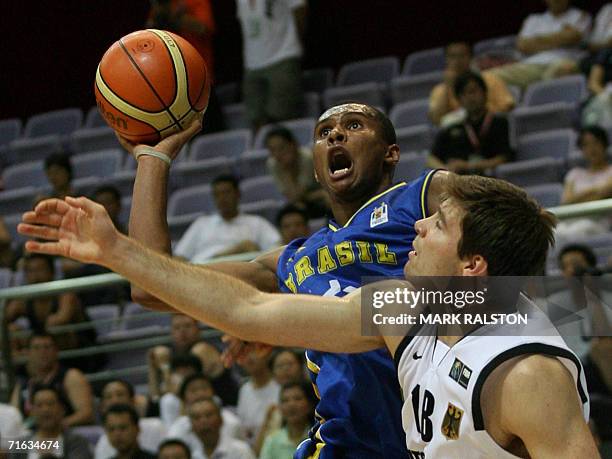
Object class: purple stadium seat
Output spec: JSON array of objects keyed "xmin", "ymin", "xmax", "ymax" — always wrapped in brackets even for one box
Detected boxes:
[
  {"xmin": 70, "ymin": 127, "xmax": 120, "ymax": 153},
  {"xmin": 85, "ymin": 106, "xmax": 107, "ymax": 128},
  {"xmin": 0, "ymin": 187, "xmax": 38, "ymax": 215},
  {"xmin": 510, "ymin": 103, "xmax": 574, "ymax": 138},
  {"xmin": 524, "ymin": 183, "xmax": 564, "ymax": 208},
  {"xmin": 24, "ymin": 108, "xmax": 83, "ymax": 138},
  {"xmin": 240, "ymin": 176, "xmax": 284, "ymax": 203},
  {"xmin": 2, "ymin": 160, "xmax": 46, "ymax": 191},
  {"xmin": 0, "ymin": 268, "xmax": 12, "ymax": 289},
  {"xmin": 2, "ymin": 213, "xmax": 26, "ymax": 249},
  {"xmin": 240, "ymin": 199, "xmax": 285, "ymax": 223},
  {"xmin": 8, "ymin": 134, "xmax": 63, "ymax": 164},
  {"xmin": 390, "ymin": 72, "xmax": 444, "ymax": 105},
  {"xmin": 394, "ymin": 152, "xmax": 428, "ymax": 183},
  {"xmin": 222, "ymin": 103, "xmax": 249, "ymax": 130},
  {"xmin": 216, "ymin": 82, "xmax": 240, "ymax": 106},
  {"xmin": 522, "ymin": 75, "xmax": 587, "ymax": 107},
  {"xmin": 516, "ymin": 129, "xmax": 576, "ymax": 162},
  {"xmin": 403, "ymin": 47, "xmax": 445, "ymax": 76},
  {"xmin": 73, "ymin": 176, "xmax": 107, "ymax": 197},
  {"xmin": 109, "ymin": 170, "xmax": 136, "ymax": 197},
  {"xmin": 71, "ymin": 149, "xmax": 124, "ymax": 179},
  {"xmin": 0, "ymin": 118, "xmax": 22, "ymax": 148},
  {"xmin": 302, "ymin": 67, "xmax": 334, "ymax": 93},
  {"xmin": 495, "ymin": 157, "xmax": 564, "ymax": 187},
  {"xmin": 167, "ymin": 184, "xmax": 214, "ymax": 217},
  {"xmin": 86, "ymin": 304, "xmax": 120, "ymax": 337},
  {"xmin": 323, "ymin": 82, "xmax": 385, "ymax": 110},
  {"xmin": 336, "ymin": 56, "xmax": 400, "ymax": 86},
  {"xmin": 304, "ymin": 92, "xmax": 321, "ymax": 118},
  {"xmin": 239, "ymin": 149, "xmax": 269, "ymax": 179},
  {"xmin": 389, "ymin": 100, "xmax": 430, "ymax": 129},
  {"xmin": 473, "ymin": 35, "xmax": 517, "ymax": 56},
  {"xmin": 254, "ymin": 118, "xmax": 316, "ymax": 149},
  {"xmin": 396, "ymin": 125, "xmax": 433, "ymax": 153},
  {"xmin": 171, "ymin": 157, "xmax": 235, "ymax": 188},
  {"xmin": 189, "ymin": 129, "xmax": 252, "ymax": 161}
]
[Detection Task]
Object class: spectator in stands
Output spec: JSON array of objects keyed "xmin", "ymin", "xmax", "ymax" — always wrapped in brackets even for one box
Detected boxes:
[
  {"xmin": 427, "ymin": 71, "xmax": 514, "ymax": 174},
  {"xmin": 259, "ymin": 381, "xmax": 315, "ymax": 459},
  {"xmin": 492, "ymin": 0, "xmax": 591, "ymax": 89},
  {"xmin": 429, "ymin": 41, "xmax": 515, "ymax": 126},
  {"xmin": 0, "ymin": 217, "xmax": 16, "ymax": 269},
  {"xmin": 148, "ymin": 314, "xmax": 239, "ymax": 407},
  {"xmin": 157, "ymin": 439, "xmax": 191, "ymax": 459},
  {"xmin": 558, "ymin": 243, "xmax": 599, "ymax": 278},
  {"xmin": 587, "ymin": 3, "xmax": 612, "ymax": 54},
  {"xmin": 44, "ymin": 153, "xmax": 75, "ymax": 199},
  {"xmin": 265, "ymin": 127, "xmax": 328, "ymax": 217},
  {"xmin": 183, "ymin": 398, "xmax": 254, "ymax": 459},
  {"xmin": 236, "ymin": 350, "xmax": 280, "ymax": 446},
  {"xmin": 95, "ymin": 380, "xmax": 165, "ymax": 459},
  {"xmin": 237, "ymin": 0, "xmax": 307, "ymax": 129},
  {"xmin": 93, "ymin": 186, "xmax": 125, "ymax": 234},
  {"xmin": 174, "ymin": 175, "xmax": 280, "ymax": 263},
  {"xmin": 25, "ymin": 386, "xmax": 93, "ymax": 459},
  {"xmin": 276, "ymin": 204, "xmax": 311, "ymax": 245},
  {"xmin": 10, "ymin": 333, "xmax": 95, "ymax": 427},
  {"xmin": 102, "ymin": 404, "xmax": 156, "ymax": 459},
  {"xmin": 164, "ymin": 374, "xmax": 241, "ymax": 440},
  {"xmin": 0, "ymin": 402, "xmax": 27, "ymax": 450},
  {"xmin": 5, "ymin": 254, "xmax": 97, "ymax": 355}
]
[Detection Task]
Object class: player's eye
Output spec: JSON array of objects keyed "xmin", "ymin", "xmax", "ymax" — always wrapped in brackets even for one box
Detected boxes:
[
  {"xmin": 347, "ymin": 121, "xmax": 361, "ymax": 129},
  {"xmin": 319, "ymin": 127, "xmax": 331, "ymax": 137}
]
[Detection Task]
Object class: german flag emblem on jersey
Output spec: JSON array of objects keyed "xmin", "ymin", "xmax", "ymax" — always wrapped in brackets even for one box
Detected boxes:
[{"xmin": 441, "ymin": 402, "xmax": 464, "ymax": 440}]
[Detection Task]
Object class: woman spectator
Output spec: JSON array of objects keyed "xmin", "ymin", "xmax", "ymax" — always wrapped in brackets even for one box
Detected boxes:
[{"xmin": 259, "ymin": 381, "xmax": 315, "ymax": 459}]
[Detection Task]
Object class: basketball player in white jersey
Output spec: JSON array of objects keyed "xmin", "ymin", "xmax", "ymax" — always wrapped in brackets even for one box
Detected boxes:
[{"xmin": 19, "ymin": 174, "xmax": 600, "ymax": 458}]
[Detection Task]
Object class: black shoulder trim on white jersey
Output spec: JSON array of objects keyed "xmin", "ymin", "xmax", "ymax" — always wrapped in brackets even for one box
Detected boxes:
[
  {"xmin": 393, "ymin": 322, "xmax": 425, "ymax": 370},
  {"xmin": 471, "ymin": 343, "xmax": 588, "ymax": 431}
]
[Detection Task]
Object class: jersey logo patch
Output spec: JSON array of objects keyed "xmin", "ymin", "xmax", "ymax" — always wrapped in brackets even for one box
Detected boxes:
[
  {"xmin": 441, "ymin": 402, "xmax": 464, "ymax": 440},
  {"xmin": 449, "ymin": 358, "xmax": 472, "ymax": 389},
  {"xmin": 370, "ymin": 202, "xmax": 389, "ymax": 228}
]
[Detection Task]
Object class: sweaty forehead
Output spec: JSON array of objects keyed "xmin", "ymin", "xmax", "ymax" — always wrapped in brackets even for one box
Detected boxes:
[{"xmin": 317, "ymin": 103, "xmax": 376, "ymax": 123}]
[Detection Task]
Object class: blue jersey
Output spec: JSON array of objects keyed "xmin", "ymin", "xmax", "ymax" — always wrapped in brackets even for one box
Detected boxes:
[{"xmin": 276, "ymin": 170, "xmax": 437, "ymax": 459}]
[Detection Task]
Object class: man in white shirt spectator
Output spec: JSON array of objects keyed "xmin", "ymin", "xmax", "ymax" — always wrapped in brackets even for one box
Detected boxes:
[
  {"xmin": 236, "ymin": 0, "xmax": 307, "ymax": 129},
  {"xmin": 588, "ymin": 2, "xmax": 612, "ymax": 52},
  {"xmin": 0, "ymin": 403, "xmax": 27, "ymax": 450},
  {"xmin": 102, "ymin": 404, "xmax": 156, "ymax": 459},
  {"xmin": 174, "ymin": 175, "xmax": 281, "ymax": 263},
  {"xmin": 492, "ymin": 0, "xmax": 592, "ymax": 88}
]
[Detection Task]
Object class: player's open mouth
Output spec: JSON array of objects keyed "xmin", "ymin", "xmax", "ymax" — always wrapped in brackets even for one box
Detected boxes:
[{"xmin": 328, "ymin": 147, "xmax": 354, "ymax": 180}]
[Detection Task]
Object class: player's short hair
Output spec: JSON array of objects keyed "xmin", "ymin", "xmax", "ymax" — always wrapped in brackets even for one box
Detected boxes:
[
  {"xmin": 94, "ymin": 185, "xmax": 122, "ymax": 202},
  {"xmin": 158, "ymin": 439, "xmax": 191, "ymax": 458},
  {"xmin": 170, "ymin": 353, "xmax": 203, "ymax": 373},
  {"xmin": 101, "ymin": 379, "xmax": 135, "ymax": 399},
  {"xmin": 445, "ymin": 41, "xmax": 473, "ymax": 56},
  {"xmin": 212, "ymin": 174, "xmax": 240, "ymax": 191},
  {"xmin": 578, "ymin": 125, "xmax": 609, "ymax": 149},
  {"xmin": 264, "ymin": 126, "xmax": 297, "ymax": 146},
  {"xmin": 102, "ymin": 403, "xmax": 139, "ymax": 426},
  {"xmin": 454, "ymin": 71, "xmax": 487, "ymax": 97},
  {"xmin": 368, "ymin": 106, "xmax": 396, "ymax": 146},
  {"xmin": 445, "ymin": 174, "xmax": 556, "ymax": 276},
  {"xmin": 558, "ymin": 244, "xmax": 597, "ymax": 268},
  {"xmin": 178, "ymin": 373, "xmax": 213, "ymax": 402},
  {"xmin": 44, "ymin": 152, "xmax": 73, "ymax": 180},
  {"xmin": 24, "ymin": 253, "xmax": 55, "ymax": 273},
  {"xmin": 276, "ymin": 204, "xmax": 309, "ymax": 227}
]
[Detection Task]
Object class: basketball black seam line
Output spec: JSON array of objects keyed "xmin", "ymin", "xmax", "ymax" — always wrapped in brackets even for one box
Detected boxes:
[
  {"xmin": 118, "ymin": 37, "xmax": 182, "ymax": 131},
  {"xmin": 95, "ymin": 77, "xmax": 160, "ymax": 138}
]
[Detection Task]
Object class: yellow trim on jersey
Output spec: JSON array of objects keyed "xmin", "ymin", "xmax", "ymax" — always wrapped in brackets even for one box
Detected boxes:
[
  {"xmin": 328, "ymin": 223, "xmax": 338, "ymax": 232},
  {"xmin": 341, "ymin": 182, "xmax": 407, "ymax": 229},
  {"xmin": 420, "ymin": 169, "xmax": 437, "ymax": 219},
  {"xmin": 309, "ymin": 442, "xmax": 326, "ymax": 459},
  {"xmin": 305, "ymin": 353, "xmax": 321, "ymax": 374}
]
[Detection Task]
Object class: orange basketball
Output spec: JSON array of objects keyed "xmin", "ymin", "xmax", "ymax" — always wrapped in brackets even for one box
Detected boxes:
[{"xmin": 94, "ymin": 29, "xmax": 210, "ymax": 144}]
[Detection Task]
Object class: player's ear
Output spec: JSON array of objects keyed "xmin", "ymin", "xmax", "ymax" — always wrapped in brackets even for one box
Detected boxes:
[
  {"xmin": 384, "ymin": 144, "xmax": 400, "ymax": 166},
  {"xmin": 461, "ymin": 254, "xmax": 487, "ymax": 277}
]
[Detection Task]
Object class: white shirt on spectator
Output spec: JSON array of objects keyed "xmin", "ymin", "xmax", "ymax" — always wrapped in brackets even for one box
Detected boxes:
[
  {"xmin": 162, "ymin": 397, "xmax": 241, "ymax": 439},
  {"xmin": 590, "ymin": 3, "xmax": 612, "ymax": 46},
  {"xmin": 174, "ymin": 214, "xmax": 280, "ymax": 264},
  {"xmin": 519, "ymin": 7, "xmax": 592, "ymax": 64},
  {"xmin": 94, "ymin": 417, "xmax": 165, "ymax": 459},
  {"xmin": 236, "ymin": 380, "xmax": 280, "ymax": 445},
  {"xmin": 236, "ymin": 0, "xmax": 305, "ymax": 70},
  {"xmin": 0, "ymin": 403, "xmax": 28, "ymax": 449},
  {"xmin": 564, "ymin": 165, "xmax": 612, "ymax": 194}
]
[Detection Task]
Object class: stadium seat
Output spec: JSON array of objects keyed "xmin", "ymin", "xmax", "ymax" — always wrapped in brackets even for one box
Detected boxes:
[
  {"xmin": 394, "ymin": 152, "xmax": 428, "ymax": 183},
  {"xmin": 390, "ymin": 72, "xmax": 444, "ymax": 105},
  {"xmin": 189, "ymin": 129, "xmax": 252, "ymax": 161},
  {"xmin": 336, "ymin": 56, "xmax": 400, "ymax": 86},
  {"xmin": 254, "ymin": 118, "xmax": 316, "ymax": 149},
  {"xmin": 510, "ymin": 103, "xmax": 574, "ymax": 138},
  {"xmin": 73, "ymin": 176, "xmax": 107, "ymax": 197},
  {"xmin": 495, "ymin": 157, "xmax": 564, "ymax": 187},
  {"xmin": 70, "ymin": 126, "xmax": 120, "ymax": 153},
  {"xmin": 118, "ymin": 195, "xmax": 131, "ymax": 229},
  {"xmin": 238, "ymin": 149, "xmax": 269, "ymax": 179},
  {"xmin": 222, "ymin": 103, "xmax": 249, "ymax": 130},
  {"xmin": 395, "ymin": 125, "xmax": 433, "ymax": 153},
  {"xmin": 508, "ymin": 85, "xmax": 521, "ymax": 104},
  {"xmin": 0, "ymin": 118, "xmax": 22, "ymax": 149},
  {"xmin": 302, "ymin": 67, "xmax": 334, "ymax": 93},
  {"xmin": 171, "ymin": 157, "xmax": 235, "ymax": 189},
  {"xmin": 24, "ymin": 108, "xmax": 83, "ymax": 138},
  {"xmin": 403, "ymin": 47, "xmax": 445, "ymax": 75},
  {"xmin": 524, "ymin": 183, "xmax": 563, "ymax": 208},
  {"xmin": 2, "ymin": 213, "xmax": 25, "ymax": 248},
  {"xmin": 516, "ymin": 129, "xmax": 576, "ymax": 162},
  {"xmin": 122, "ymin": 302, "xmax": 171, "ymax": 330},
  {"xmin": 2, "ymin": 160, "xmax": 46, "ymax": 191},
  {"xmin": 216, "ymin": 82, "xmax": 240, "ymax": 106},
  {"xmin": 0, "ymin": 268, "xmax": 12, "ymax": 289},
  {"xmin": 167, "ymin": 184, "xmax": 214, "ymax": 217},
  {"xmin": 240, "ymin": 176, "xmax": 284, "ymax": 203},
  {"xmin": 473, "ymin": 35, "xmax": 517, "ymax": 56},
  {"xmin": 87, "ymin": 304, "xmax": 120, "ymax": 337},
  {"xmin": 85, "ymin": 106, "xmax": 106, "ymax": 128},
  {"xmin": 304, "ymin": 92, "xmax": 321, "ymax": 118},
  {"xmin": 323, "ymin": 83, "xmax": 385, "ymax": 110},
  {"xmin": 240, "ymin": 199, "xmax": 285, "ymax": 223},
  {"xmin": 0, "ymin": 187, "xmax": 39, "ymax": 215},
  {"xmin": 71, "ymin": 149, "xmax": 124, "ymax": 179},
  {"xmin": 8, "ymin": 134, "xmax": 63, "ymax": 164},
  {"xmin": 389, "ymin": 100, "xmax": 430, "ymax": 129},
  {"xmin": 522, "ymin": 75, "xmax": 587, "ymax": 107},
  {"xmin": 109, "ymin": 170, "xmax": 136, "ymax": 197}
]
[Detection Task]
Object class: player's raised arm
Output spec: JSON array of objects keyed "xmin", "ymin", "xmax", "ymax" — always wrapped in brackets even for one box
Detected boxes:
[
  {"xmin": 482, "ymin": 354, "xmax": 599, "ymax": 459},
  {"xmin": 19, "ymin": 197, "xmax": 384, "ymax": 353}
]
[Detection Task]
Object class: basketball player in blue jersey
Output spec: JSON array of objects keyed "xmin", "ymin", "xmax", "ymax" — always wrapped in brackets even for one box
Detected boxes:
[
  {"xmin": 20, "ymin": 174, "xmax": 600, "ymax": 458},
  {"xmin": 111, "ymin": 102, "xmax": 446, "ymax": 458}
]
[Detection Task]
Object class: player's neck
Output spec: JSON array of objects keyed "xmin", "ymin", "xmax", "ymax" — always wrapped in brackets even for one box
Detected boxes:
[{"xmin": 329, "ymin": 178, "xmax": 393, "ymax": 226}]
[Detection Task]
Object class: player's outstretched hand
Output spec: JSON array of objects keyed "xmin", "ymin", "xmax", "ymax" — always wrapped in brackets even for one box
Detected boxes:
[
  {"xmin": 18, "ymin": 196, "xmax": 120, "ymax": 266},
  {"xmin": 116, "ymin": 114, "xmax": 203, "ymax": 161}
]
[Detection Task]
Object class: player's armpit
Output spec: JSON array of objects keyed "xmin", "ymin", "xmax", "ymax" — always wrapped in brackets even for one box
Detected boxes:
[{"xmin": 484, "ymin": 355, "xmax": 600, "ymax": 459}]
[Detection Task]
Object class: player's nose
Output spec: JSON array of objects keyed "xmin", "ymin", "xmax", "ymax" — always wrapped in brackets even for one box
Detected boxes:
[{"xmin": 327, "ymin": 125, "xmax": 346, "ymax": 144}]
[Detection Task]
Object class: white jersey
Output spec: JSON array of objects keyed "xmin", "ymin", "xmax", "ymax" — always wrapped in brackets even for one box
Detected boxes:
[{"xmin": 394, "ymin": 295, "xmax": 589, "ymax": 459}]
